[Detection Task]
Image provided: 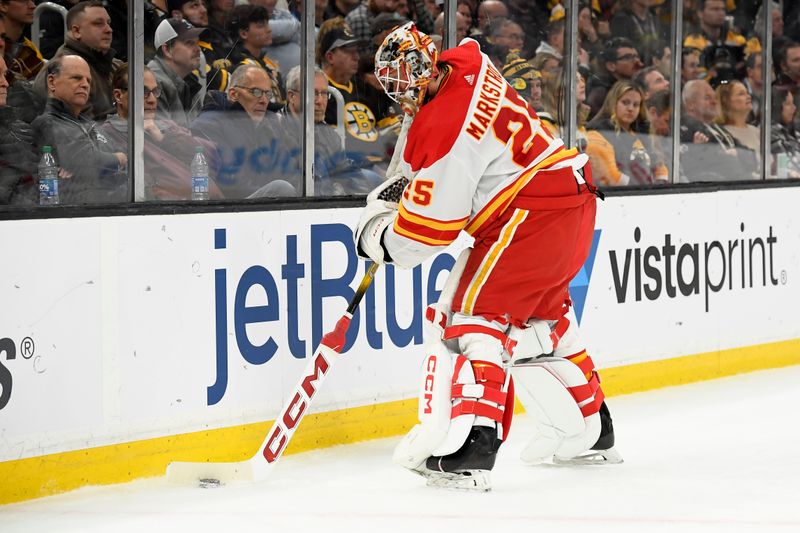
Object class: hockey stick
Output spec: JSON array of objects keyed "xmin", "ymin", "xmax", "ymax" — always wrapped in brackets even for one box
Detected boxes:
[
  {"xmin": 166, "ymin": 116, "xmax": 413, "ymax": 487},
  {"xmin": 166, "ymin": 262, "xmax": 380, "ymax": 485}
]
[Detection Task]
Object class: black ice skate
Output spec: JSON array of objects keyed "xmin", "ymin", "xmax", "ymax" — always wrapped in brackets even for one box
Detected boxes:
[
  {"xmin": 554, "ymin": 401, "xmax": 624, "ymax": 465},
  {"xmin": 417, "ymin": 426, "xmax": 501, "ymax": 491}
]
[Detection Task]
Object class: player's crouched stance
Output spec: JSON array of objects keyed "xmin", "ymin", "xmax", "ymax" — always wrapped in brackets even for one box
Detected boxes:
[{"xmin": 356, "ymin": 23, "xmax": 621, "ymax": 492}]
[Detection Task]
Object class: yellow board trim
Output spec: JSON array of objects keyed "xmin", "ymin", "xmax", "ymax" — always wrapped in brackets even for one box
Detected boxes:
[{"xmin": 2, "ymin": 339, "xmax": 800, "ymax": 505}]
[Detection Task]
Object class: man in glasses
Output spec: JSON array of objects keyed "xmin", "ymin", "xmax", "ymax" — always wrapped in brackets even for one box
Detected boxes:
[
  {"xmin": 586, "ymin": 37, "xmax": 643, "ymax": 119},
  {"xmin": 148, "ymin": 17, "xmax": 204, "ymax": 127},
  {"xmin": 191, "ymin": 64, "xmax": 297, "ymax": 199}
]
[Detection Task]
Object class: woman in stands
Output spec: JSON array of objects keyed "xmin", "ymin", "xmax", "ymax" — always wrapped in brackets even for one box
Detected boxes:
[
  {"xmin": 770, "ymin": 86, "xmax": 800, "ymax": 178},
  {"xmin": 101, "ymin": 63, "xmax": 223, "ymax": 201},
  {"xmin": 717, "ymin": 79, "xmax": 760, "ymax": 169},
  {"xmin": 585, "ymin": 80, "xmax": 668, "ymax": 186}
]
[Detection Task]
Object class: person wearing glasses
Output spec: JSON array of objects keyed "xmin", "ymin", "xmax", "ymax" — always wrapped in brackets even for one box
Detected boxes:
[
  {"xmin": 100, "ymin": 63, "xmax": 223, "ymax": 201},
  {"xmin": 148, "ymin": 18, "xmax": 204, "ymax": 127},
  {"xmin": 281, "ymin": 64, "xmax": 381, "ymax": 196},
  {"xmin": 585, "ymin": 37, "xmax": 643, "ymax": 120},
  {"xmin": 191, "ymin": 64, "xmax": 297, "ymax": 199}
]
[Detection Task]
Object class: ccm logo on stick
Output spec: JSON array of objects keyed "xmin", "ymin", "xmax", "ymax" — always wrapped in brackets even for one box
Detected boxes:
[
  {"xmin": 423, "ymin": 355, "xmax": 437, "ymax": 414},
  {"xmin": 262, "ymin": 353, "xmax": 330, "ymax": 463}
]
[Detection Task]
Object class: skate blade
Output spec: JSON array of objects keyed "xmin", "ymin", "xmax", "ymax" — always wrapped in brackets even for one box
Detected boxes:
[
  {"xmin": 553, "ymin": 446, "xmax": 624, "ymax": 465},
  {"xmin": 422, "ymin": 470, "xmax": 491, "ymax": 492}
]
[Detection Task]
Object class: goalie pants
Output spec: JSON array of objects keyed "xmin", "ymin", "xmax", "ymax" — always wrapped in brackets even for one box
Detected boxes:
[{"xmin": 452, "ymin": 165, "xmax": 598, "ymax": 326}]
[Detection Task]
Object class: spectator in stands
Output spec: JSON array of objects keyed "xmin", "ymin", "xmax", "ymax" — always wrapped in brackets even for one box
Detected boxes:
[
  {"xmin": 100, "ymin": 63, "xmax": 223, "ymax": 201},
  {"xmin": 532, "ymin": 17, "xmax": 563, "ymax": 60},
  {"xmin": 33, "ymin": 1, "xmax": 121, "ymax": 121},
  {"xmin": 775, "ymin": 42, "xmax": 800, "ymax": 95},
  {"xmin": 476, "ymin": 0, "xmax": 507, "ymax": 33},
  {"xmin": 770, "ymin": 86, "xmax": 800, "ymax": 178},
  {"xmin": 282, "ymin": 64, "xmax": 380, "ymax": 195},
  {"xmin": 744, "ymin": 52, "xmax": 763, "ymax": 125},
  {"xmin": 168, "ymin": 0, "xmax": 232, "ymax": 98},
  {"xmin": 610, "ymin": 0, "xmax": 663, "ymax": 63},
  {"xmin": 191, "ymin": 64, "xmax": 297, "ymax": 198},
  {"xmin": 683, "ymin": 0, "xmax": 746, "ymax": 77},
  {"xmin": 148, "ymin": 18, "xmax": 204, "ymax": 127},
  {"xmin": 501, "ymin": 51, "xmax": 542, "ymax": 111},
  {"xmin": 646, "ymin": 89, "xmax": 671, "ymax": 137},
  {"xmin": 32, "ymin": 55, "xmax": 127, "ymax": 203},
  {"xmin": 681, "ymin": 47, "xmax": 702, "ymax": 86},
  {"xmin": 321, "ymin": 26, "xmax": 393, "ymax": 168},
  {"xmin": 717, "ymin": 79, "xmax": 760, "ymax": 160},
  {"xmin": 227, "ymin": 4, "xmax": 285, "ymax": 110},
  {"xmin": 504, "ymin": 0, "xmax": 549, "ymax": 57},
  {"xmin": 206, "ymin": 0, "xmax": 235, "ymax": 54},
  {"xmin": 586, "ymin": 80, "xmax": 668, "ymax": 186},
  {"xmin": 0, "ymin": 0, "xmax": 44, "ymax": 81},
  {"xmin": 646, "ymin": 40, "xmax": 672, "ymax": 79},
  {"xmin": 325, "ymin": 0, "xmax": 362, "ymax": 21},
  {"xmin": 530, "ymin": 51, "xmax": 561, "ymax": 82},
  {"xmin": 488, "ymin": 17, "xmax": 525, "ymax": 55},
  {"xmin": 255, "ymin": 0, "xmax": 302, "ymax": 77},
  {"xmin": 679, "ymin": 79, "xmax": 757, "ymax": 181},
  {"xmin": 538, "ymin": 68, "xmax": 590, "ymax": 152},
  {"xmin": 0, "ymin": 56, "xmax": 37, "ymax": 204},
  {"xmin": 433, "ymin": 10, "xmax": 469, "ymax": 46},
  {"xmin": 746, "ymin": 2, "xmax": 786, "ymax": 67},
  {"xmin": 578, "ymin": 1, "xmax": 602, "ymax": 59},
  {"xmin": 633, "ymin": 65, "xmax": 669, "ymax": 99},
  {"xmin": 586, "ymin": 37, "xmax": 643, "ymax": 120}
]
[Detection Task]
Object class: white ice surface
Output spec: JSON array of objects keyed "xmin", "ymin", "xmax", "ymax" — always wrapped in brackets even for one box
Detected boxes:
[{"xmin": 2, "ymin": 366, "xmax": 799, "ymax": 533}]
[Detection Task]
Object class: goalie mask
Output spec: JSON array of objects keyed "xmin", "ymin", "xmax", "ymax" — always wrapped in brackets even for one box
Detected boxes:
[{"xmin": 374, "ymin": 22, "xmax": 439, "ymax": 114}]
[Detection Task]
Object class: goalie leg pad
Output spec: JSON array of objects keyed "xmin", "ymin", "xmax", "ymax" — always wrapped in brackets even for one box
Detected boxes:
[{"xmin": 512, "ymin": 357, "xmax": 602, "ymax": 464}]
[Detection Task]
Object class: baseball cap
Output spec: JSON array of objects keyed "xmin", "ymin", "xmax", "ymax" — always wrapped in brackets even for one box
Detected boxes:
[
  {"xmin": 320, "ymin": 27, "xmax": 363, "ymax": 56},
  {"xmin": 154, "ymin": 18, "xmax": 204, "ymax": 50}
]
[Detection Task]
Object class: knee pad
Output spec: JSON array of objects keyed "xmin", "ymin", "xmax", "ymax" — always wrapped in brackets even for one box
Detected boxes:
[
  {"xmin": 512, "ymin": 355, "xmax": 604, "ymax": 464},
  {"xmin": 393, "ymin": 339, "xmax": 512, "ymax": 471}
]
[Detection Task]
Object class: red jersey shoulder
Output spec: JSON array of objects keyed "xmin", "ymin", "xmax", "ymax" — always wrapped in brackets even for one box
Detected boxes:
[{"xmin": 403, "ymin": 41, "xmax": 485, "ymax": 171}]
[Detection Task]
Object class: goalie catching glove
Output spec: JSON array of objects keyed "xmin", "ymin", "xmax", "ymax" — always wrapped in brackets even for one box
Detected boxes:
[{"xmin": 354, "ymin": 174, "xmax": 409, "ymax": 265}]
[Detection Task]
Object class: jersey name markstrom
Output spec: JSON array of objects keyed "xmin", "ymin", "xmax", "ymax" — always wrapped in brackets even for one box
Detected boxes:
[{"xmin": 465, "ymin": 64, "xmax": 506, "ymax": 142}]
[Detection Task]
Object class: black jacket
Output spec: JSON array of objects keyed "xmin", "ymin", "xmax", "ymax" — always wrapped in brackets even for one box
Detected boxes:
[
  {"xmin": 31, "ymin": 98, "xmax": 126, "ymax": 204},
  {"xmin": 0, "ymin": 106, "xmax": 38, "ymax": 204}
]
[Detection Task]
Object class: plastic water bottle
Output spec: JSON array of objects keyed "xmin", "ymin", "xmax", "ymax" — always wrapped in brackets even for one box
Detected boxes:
[
  {"xmin": 777, "ymin": 153, "xmax": 789, "ymax": 180},
  {"xmin": 191, "ymin": 146, "xmax": 209, "ymax": 201},
  {"xmin": 38, "ymin": 145, "xmax": 59, "ymax": 206},
  {"xmin": 629, "ymin": 141, "xmax": 651, "ymax": 183}
]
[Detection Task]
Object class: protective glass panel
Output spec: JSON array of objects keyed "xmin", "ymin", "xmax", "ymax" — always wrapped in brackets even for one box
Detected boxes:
[
  {"xmin": 582, "ymin": 0, "xmax": 675, "ymax": 187},
  {"xmin": 769, "ymin": 1, "xmax": 800, "ymax": 179},
  {"xmin": 678, "ymin": 0, "xmax": 763, "ymax": 182},
  {"xmin": 1, "ymin": 1, "xmax": 129, "ymax": 206}
]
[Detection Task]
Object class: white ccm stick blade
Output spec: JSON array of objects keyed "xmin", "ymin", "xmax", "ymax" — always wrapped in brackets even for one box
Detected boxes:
[{"xmin": 166, "ymin": 328, "xmax": 345, "ymax": 485}]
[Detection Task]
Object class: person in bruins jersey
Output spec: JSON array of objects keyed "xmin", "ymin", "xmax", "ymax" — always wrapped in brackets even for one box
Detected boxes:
[{"xmin": 320, "ymin": 26, "xmax": 400, "ymax": 170}]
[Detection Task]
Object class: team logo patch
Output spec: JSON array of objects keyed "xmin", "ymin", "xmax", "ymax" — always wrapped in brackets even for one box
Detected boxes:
[{"xmin": 344, "ymin": 102, "xmax": 378, "ymax": 142}]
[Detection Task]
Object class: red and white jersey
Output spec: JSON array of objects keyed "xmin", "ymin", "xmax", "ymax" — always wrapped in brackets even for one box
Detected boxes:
[{"xmin": 384, "ymin": 39, "xmax": 589, "ymax": 269}]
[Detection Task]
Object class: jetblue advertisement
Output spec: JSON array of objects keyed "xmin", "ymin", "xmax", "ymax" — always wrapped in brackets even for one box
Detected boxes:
[{"xmin": 0, "ymin": 188, "xmax": 798, "ymax": 462}]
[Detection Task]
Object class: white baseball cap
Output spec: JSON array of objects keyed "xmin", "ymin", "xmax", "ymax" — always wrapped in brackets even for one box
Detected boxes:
[{"xmin": 154, "ymin": 18, "xmax": 204, "ymax": 50}]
